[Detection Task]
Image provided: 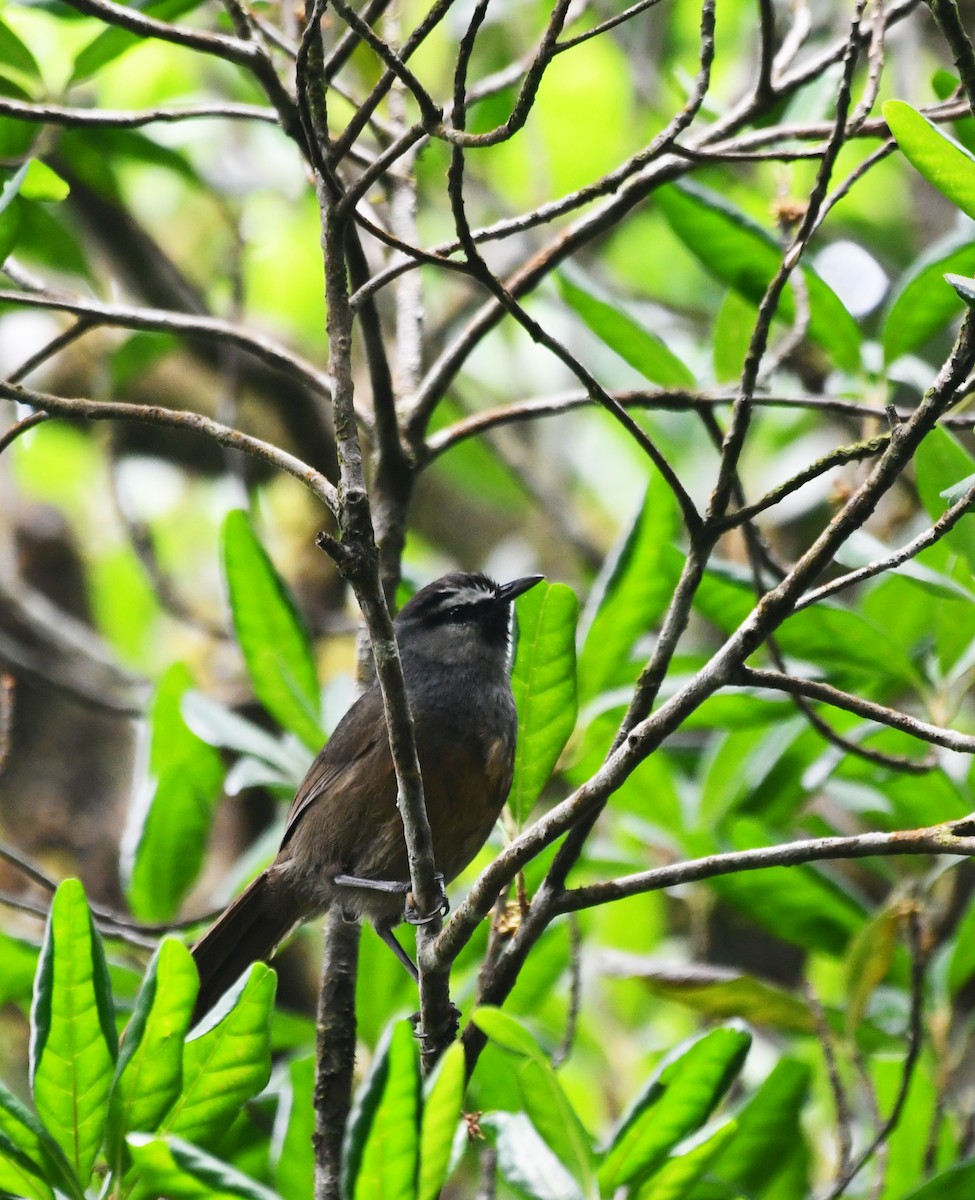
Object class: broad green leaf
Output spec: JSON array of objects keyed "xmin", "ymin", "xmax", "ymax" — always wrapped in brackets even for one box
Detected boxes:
[
  {"xmin": 577, "ymin": 473, "xmax": 680, "ymax": 699},
  {"xmin": 834, "ymin": 528, "xmax": 974, "ymax": 602},
  {"xmin": 106, "ymin": 939, "xmax": 198, "ymax": 1168},
  {"xmin": 599, "ymin": 1026, "xmax": 751, "ymax": 1193},
  {"xmin": 30, "ymin": 879, "xmax": 117, "ymax": 1190},
  {"xmin": 634, "ymin": 1119, "xmax": 737, "ymax": 1200},
  {"xmin": 655, "ymin": 180, "xmax": 861, "ymax": 373},
  {"xmin": 516, "ymin": 1058, "xmax": 596, "ymax": 1195},
  {"xmin": 629, "ymin": 965, "xmax": 817, "ymax": 1033},
  {"xmin": 349, "ymin": 1021, "xmax": 419, "ymax": 1200},
  {"xmin": 884, "ymin": 100, "xmax": 975, "ymax": 221},
  {"xmin": 472, "ymin": 1006, "xmax": 546, "ymax": 1058},
  {"xmin": 70, "ymin": 0, "xmax": 204, "ymax": 82},
  {"xmin": 0, "ymin": 1125, "xmax": 54, "ymax": 1200},
  {"xmin": 0, "ymin": 1079, "xmax": 79, "ymax": 1200},
  {"xmin": 126, "ymin": 1133, "xmax": 279, "ymax": 1200},
  {"xmin": 883, "ymin": 233, "xmax": 975, "ymax": 362},
  {"xmin": 343, "ymin": 1023, "xmax": 396, "ymax": 1200},
  {"xmin": 222, "ymin": 509, "xmax": 323, "ymax": 751},
  {"xmin": 485, "ymin": 1111, "xmax": 583, "ymax": 1200},
  {"xmin": 126, "ymin": 664, "xmax": 224, "ymax": 922},
  {"xmin": 509, "ymin": 582, "xmax": 579, "ymax": 823},
  {"xmin": 914, "ymin": 426, "xmax": 975, "ymax": 575},
  {"xmin": 418, "ymin": 1042, "xmax": 465, "ymax": 1200},
  {"xmin": 557, "ymin": 268, "xmax": 695, "ymax": 388},
  {"xmin": 705, "ymin": 1059, "xmax": 811, "ymax": 1195},
  {"xmin": 159, "ymin": 964, "xmax": 275, "ymax": 1150}
]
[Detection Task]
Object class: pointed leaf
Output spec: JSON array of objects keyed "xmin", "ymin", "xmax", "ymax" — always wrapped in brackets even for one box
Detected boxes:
[
  {"xmin": 578, "ymin": 473, "xmax": 680, "ymax": 699},
  {"xmin": 599, "ymin": 1026, "xmax": 751, "ymax": 1193},
  {"xmin": 158, "ymin": 964, "xmax": 275, "ymax": 1150},
  {"xmin": 509, "ymin": 582, "xmax": 578, "ymax": 823},
  {"xmin": 126, "ymin": 664, "xmax": 224, "ymax": 922},
  {"xmin": 126, "ymin": 1133, "xmax": 280, "ymax": 1199},
  {"xmin": 70, "ymin": 0, "xmax": 205, "ymax": 83},
  {"xmin": 0, "ymin": 1079, "xmax": 80, "ymax": 1200},
  {"xmin": 418, "ymin": 1042, "xmax": 465, "ymax": 1200},
  {"xmin": 705, "ymin": 1058, "xmax": 811, "ymax": 1195},
  {"xmin": 557, "ymin": 269, "xmax": 695, "ymax": 388},
  {"xmin": 516, "ymin": 1058, "xmax": 596, "ymax": 1194},
  {"xmin": 222, "ymin": 510, "xmax": 323, "ymax": 751},
  {"xmin": 884, "ymin": 100, "xmax": 975, "ymax": 221},
  {"xmin": 628, "ymin": 965, "xmax": 817, "ymax": 1033},
  {"xmin": 634, "ymin": 1119, "xmax": 737, "ymax": 1200},
  {"xmin": 883, "ymin": 234, "xmax": 975, "ymax": 362},
  {"xmin": 350, "ymin": 1021, "xmax": 420, "ymax": 1200},
  {"xmin": 30, "ymin": 879, "xmax": 117, "ymax": 1190},
  {"xmin": 655, "ymin": 180, "xmax": 861, "ymax": 372},
  {"xmin": 106, "ymin": 939, "xmax": 198, "ymax": 1167}
]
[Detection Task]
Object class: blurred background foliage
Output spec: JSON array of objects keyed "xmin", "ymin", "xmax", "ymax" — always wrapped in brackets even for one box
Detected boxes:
[{"xmin": 4, "ymin": 0, "xmax": 975, "ymax": 1195}]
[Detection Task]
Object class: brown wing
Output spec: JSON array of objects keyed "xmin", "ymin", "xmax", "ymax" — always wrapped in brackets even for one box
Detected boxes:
[{"xmin": 279, "ymin": 686, "xmax": 391, "ymax": 851}]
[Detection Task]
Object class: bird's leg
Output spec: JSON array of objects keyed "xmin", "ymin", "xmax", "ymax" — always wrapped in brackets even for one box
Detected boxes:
[
  {"xmin": 334, "ymin": 873, "xmax": 410, "ymax": 893},
  {"xmin": 376, "ymin": 924, "xmax": 419, "ymax": 980},
  {"xmin": 404, "ymin": 873, "xmax": 449, "ymax": 925}
]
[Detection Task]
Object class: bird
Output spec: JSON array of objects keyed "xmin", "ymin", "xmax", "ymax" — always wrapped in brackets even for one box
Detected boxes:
[{"xmin": 191, "ymin": 570, "xmax": 543, "ymax": 1020}]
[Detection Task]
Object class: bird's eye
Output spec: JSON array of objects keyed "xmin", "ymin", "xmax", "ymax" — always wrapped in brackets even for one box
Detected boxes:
[{"xmin": 446, "ymin": 605, "xmax": 463, "ymax": 620}]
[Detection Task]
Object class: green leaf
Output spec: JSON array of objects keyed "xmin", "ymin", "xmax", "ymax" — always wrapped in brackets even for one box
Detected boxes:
[
  {"xmin": 557, "ymin": 268, "xmax": 695, "ymax": 388},
  {"xmin": 20, "ymin": 161, "xmax": 69, "ymax": 203},
  {"xmin": 634, "ymin": 1119, "xmax": 737, "ymax": 1200},
  {"xmin": 713, "ymin": 289, "xmax": 757, "ymax": 383},
  {"xmin": 274, "ymin": 1055, "xmax": 315, "ymax": 1200},
  {"xmin": 347, "ymin": 1021, "xmax": 419, "ymax": 1200},
  {"xmin": 516, "ymin": 1058, "xmax": 596, "ymax": 1195},
  {"xmin": 629, "ymin": 965, "xmax": 817, "ymax": 1033},
  {"xmin": 126, "ymin": 664, "xmax": 224, "ymax": 922},
  {"xmin": 705, "ymin": 1059, "xmax": 811, "ymax": 1195},
  {"xmin": 30, "ymin": 879, "xmax": 117, "ymax": 1191},
  {"xmin": 158, "ymin": 964, "xmax": 275, "ymax": 1150},
  {"xmin": 485, "ymin": 1112, "xmax": 584, "ymax": 1200},
  {"xmin": 222, "ymin": 510, "xmax": 323, "ymax": 751},
  {"xmin": 70, "ymin": 0, "xmax": 205, "ymax": 82},
  {"xmin": 0, "ymin": 1079, "xmax": 79, "ymax": 1200},
  {"xmin": 472, "ymin": 1006, "xmax": 545, "ymax": 1058},
  {"xmin": 599, "ymin": 1026, "xmax": 751, "ymax": 1193},
  {"xmin": 106, "ymin": 939, "xmax": 198, "ymax": 1169},
  {"xmin": 883, "ymin": 234, "xmax": 975, "ymax": 362},
  {"xmin": 655, "ymin": 180, "xmax": 861, "ymax": 373},
  {"xmin": 914, "ymin": 426, "xmax": 975, "ymax": 575},
  {"xmin": 577, "ymin": 474, "xmax": 680, "ymax": 699},
  {"xmin": 947, "ymin": 895, "xmax": 975, "ymax": 994},
  {"xmin": 418, "ymin": 1042, "xmax": 464, "ymax": 1200},
  {"xmin": 884, "ymin": 100, "xmax": 975, "ymax": 221},
  {"xmin": 126, "ymin": 1133, "xmax": 280, "ymax": 1199},
  {"xmin": 509, "ymin": 582, "xmax": 578, "ymax": 823}
]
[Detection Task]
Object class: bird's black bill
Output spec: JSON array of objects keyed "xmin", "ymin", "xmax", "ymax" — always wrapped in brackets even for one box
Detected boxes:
[{"xmin": 494, "ymin": 574, "xmax": 545, "ymax": 604}]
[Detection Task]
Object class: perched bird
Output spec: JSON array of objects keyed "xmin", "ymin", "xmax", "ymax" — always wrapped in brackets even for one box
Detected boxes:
[{"xmin": 191, "ymin": 570, "xmax": 543, "ymax": 1019}]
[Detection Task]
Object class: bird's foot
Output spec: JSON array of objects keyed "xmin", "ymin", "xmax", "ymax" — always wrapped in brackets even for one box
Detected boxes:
[{"xmin": 404, "ymin": 873, "xmax": 449, "ymax": 925}]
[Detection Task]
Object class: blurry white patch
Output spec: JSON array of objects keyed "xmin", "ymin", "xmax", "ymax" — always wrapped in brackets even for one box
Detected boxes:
[
  {"xmin": 813, "ymin": 240, "xmax": 888, "ymax": 317},
  {"xmin": 115, "ymin": 455, "xmax": 186, "ymax": 520}
]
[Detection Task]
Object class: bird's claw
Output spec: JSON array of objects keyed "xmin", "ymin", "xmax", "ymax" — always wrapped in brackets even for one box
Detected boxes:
[{"xmin": 404, "ymin": 873, "xmax": 449, "ymax": 925}]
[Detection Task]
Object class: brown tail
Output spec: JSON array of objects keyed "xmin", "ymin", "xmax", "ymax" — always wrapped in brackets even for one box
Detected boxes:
[{"xmin": 191, "ymin": 871, "xmax": 298, "ymax": 1023}]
